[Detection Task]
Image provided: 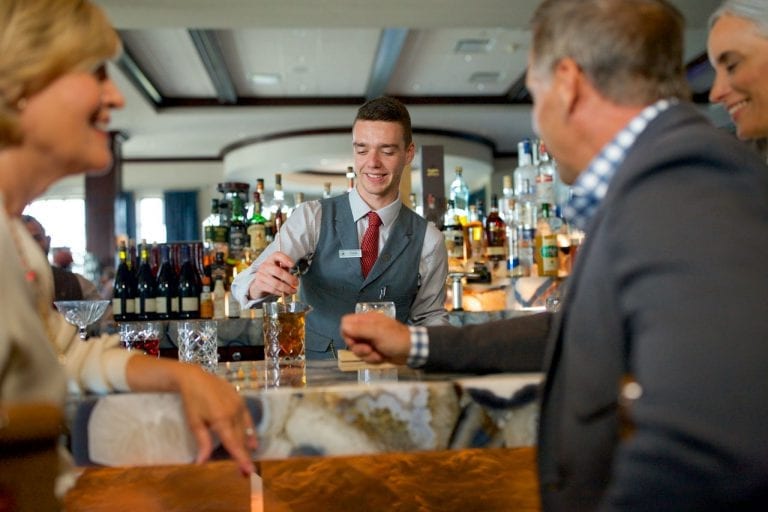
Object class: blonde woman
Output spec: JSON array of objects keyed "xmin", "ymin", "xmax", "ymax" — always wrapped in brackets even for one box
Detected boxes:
[{"xmin": 0, "ymin": 0, "xmax": 256, "ymax": 498}]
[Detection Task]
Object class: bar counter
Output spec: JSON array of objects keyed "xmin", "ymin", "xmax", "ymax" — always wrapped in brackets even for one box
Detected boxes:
[
  {"xmin": 65, "ymin": 446, "xmax": 540, "ymax": 511},
  {"xmin": 69, "ymin": 360, "xmax": 541, "ymax": 466}
]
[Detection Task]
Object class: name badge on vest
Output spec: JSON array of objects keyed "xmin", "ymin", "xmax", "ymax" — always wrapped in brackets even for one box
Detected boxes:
[{"xmin": 339, "ymin": 249, "xmax": 362, "ymax": 259}]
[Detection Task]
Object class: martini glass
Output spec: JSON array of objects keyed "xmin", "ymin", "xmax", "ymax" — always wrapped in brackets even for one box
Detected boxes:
[{"xmin": 54, "ymin": 300, "xmax": 111, "ymax": 340}]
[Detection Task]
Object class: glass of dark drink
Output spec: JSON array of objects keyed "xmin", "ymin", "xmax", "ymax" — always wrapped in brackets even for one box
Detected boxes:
[
  {"xmin": 119, "ymin": 321, "xmax": 162, "ymax": 358},
  {"xmin": 140, "ymin": 321, "xmax": 162, "ymax": 357},
  {"xmin": 263, "ymin": 301, "xmax": 312, "ymax": 367}
]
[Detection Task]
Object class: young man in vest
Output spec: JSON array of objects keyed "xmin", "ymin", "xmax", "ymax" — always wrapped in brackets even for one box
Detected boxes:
[{"xmin": 232, "ymin": 97, "xmax": 449, "ymax": 359}]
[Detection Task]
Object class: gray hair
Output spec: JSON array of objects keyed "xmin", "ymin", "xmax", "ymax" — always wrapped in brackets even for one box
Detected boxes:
[
  {"xmin": 530, "ymin": 0, "xmax": 690, "ymax": 105},
  {"xmin": 710, "ymin": 0, "xmax": 768, "ymax": 36}
]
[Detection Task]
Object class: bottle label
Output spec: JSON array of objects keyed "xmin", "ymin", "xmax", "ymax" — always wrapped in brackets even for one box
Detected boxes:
[
  {"xmin": 156, "ymin": 296, "xmax": 177, "ymax": 314},
  {"xmin": 442, "ymin": 227, "xmax": 465, "ymax": 258},
  {"xmin": 248, "ymin": 224, "xmax": 267, "ymax": 251},
  {"xmin": 230, "ymin": 228, "xmax": 246, "ymax": 250},
  {"xmin": 212, "ymin": 226, "xmax": 229, "ymax": 244},
  {"xmin": 181, "ymin": 297, "xmax": 199, "ymax": 312},
  {"xmin": 135, "ymin": 297, "xmax": 156, "ymax": 314},
  {"xmin": 486, "ymin": 246, "xmax": 506, "ymax": 257},
  {"xmin": 539, "ymin": 234, "xmax": 559, "ymax": 275}
]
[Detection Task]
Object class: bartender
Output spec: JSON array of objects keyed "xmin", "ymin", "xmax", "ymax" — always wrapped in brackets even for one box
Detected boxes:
[{"xmin": 232, "ymin": 96, "xmax": 449, "ymax": 359}]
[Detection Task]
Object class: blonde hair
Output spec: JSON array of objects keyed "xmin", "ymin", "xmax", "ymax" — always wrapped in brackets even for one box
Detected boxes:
[{"xmin": 0, "ymin": 0, "xmax": 120, "ymax": 148}]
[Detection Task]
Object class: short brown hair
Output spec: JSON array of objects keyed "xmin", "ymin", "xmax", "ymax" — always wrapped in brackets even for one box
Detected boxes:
[
  {"xmin": 0, "ymin": 0, "xmax": 120, "ymax": 148},
  {"xmin": 530, "ymin": 0, "xmax": 690, "ymax": 105},
  {"xmin": 354, "ymin": 96, "xmax": 413, "ymax": 147}
]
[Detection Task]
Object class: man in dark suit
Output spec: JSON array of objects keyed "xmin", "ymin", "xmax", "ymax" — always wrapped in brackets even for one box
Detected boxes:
[{"xmin": 340, "ymin": 0, "xmax": 768, "ymax": 509}]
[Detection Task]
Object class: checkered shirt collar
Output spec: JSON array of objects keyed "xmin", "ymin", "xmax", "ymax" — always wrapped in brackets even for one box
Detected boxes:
[{"xmin": 563, "ymin": 98, "xmax": 676, "ymax": 232}]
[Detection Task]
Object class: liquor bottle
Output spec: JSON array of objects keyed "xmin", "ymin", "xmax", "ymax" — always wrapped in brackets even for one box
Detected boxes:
[
  {"xmin": 500, "ymin": 175, "xmax": 515, "ymax": 224},
  {"xmin": 465, "ymin": 204, "xmax": 485, "ymax": 262},
  {"xmin": 199, "ymin": 276, "xmax": 213, "ymax": 319},
  {"xmin": 506, "ymin": 223, "xmax": 523, "ymax": 277},
  {"xmin": 293, "ymin": 192, "xmax": 304, "ymax": 207},
  {"xmin": 203, "ymin": 198, "xmax": 229, "ymax": 259},
  {"xmin": 134, "ymin": 240, "xmax": 157, "ymax": 320},
  {"xmin": 177, "ymin": 244, "xmax": 200, "ymax": 319},
  {"xmin": 268, "ymin": 173, "xmax": 285, "ymax": 217},
  {"xmin": 449, "ymin": 166, "xmax": 470, "ymax": 225},
  {"xmin": 535, "ymin": 204, "xmax": 559, "ymax": 278},
  {"xmin": 485, "ymin": 195, "xmax": 507, "ymax": 277},
  {"xmin": 247, "ymin": 192, "xmax": 268, "ymax": 261},
  {"xmin": 202, "ymin": 198, "xmax": 219, "ymax": 253},
  {"xmin": 155, "ymin": 243, "xmax": 178, "ymax": 320},
  {"xmin": 323, "ymin": 182, "xmax": 333, "ymax": 199},
  {"xmin": 266, "ymin": 173, "xmax": 285, "ymax": 240},
  {"xmin": 514, "ymin": 139, "xmax": 537, "ymax": 208},
  {"xmin": 112, "ymin": 240, "xmax": 136, "ymax": 322},
  {"xmin": 441, "ymin": 199, "xmax": 466, "ymax": 273},
  {"xmin": 515, "ymin": 177, "xmax": 536, "ymax": 276},
  {"xmin": 555, "ymin": 209, "xmax": 573, "ymax": 278},
  {"xmin": 226, "ymin": 289, "xmax": 241, "ymax": 319},
  {"xmin": 346, "ymin": 166, "xmax": 355, "ymax": 193},
  {"xmin": 256, "ymin": 178, "xmax": 265, "ymax": 197},
  {"xmin": 228, "ymin": 195, "xmax": 247, "ymax": 261},
  {"xmin": 536, "ymin": 141, "xmax": 557, "ymax": 210},
  {"xmin": 212, "ymin": 276, "xmax": 226, "ymax": 320},
  {"xmin": 210, "ymin": 251, "xmax": 230, "ymax": 291}
]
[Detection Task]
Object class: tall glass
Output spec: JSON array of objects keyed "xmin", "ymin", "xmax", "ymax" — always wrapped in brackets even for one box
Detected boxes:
[
  {"xmin": 354, "ymin": 301, "xmax": 398, "ymax": 383},
  {"xmin": 262, "ymin": 301, "xmax": 312, "ymax": 366},
  {"xmin": 176, "ymin": 320, "xmax": 218, "ymax": 373}
]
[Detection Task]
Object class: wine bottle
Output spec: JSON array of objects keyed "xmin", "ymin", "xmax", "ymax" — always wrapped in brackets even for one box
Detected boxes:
[
  {"xmin": 155, "ymin": 243, "xmax": 178, "ymax": 320},
  {"xmin": 134, "ymin": 240, "xmax": 157, "ymax": 320},
  {"xmin": 177, "ymin": 244, "xmax": 200, "ymax": 319},
  {"xmin": 112, "ymin": 240, "xmax": 136, "ymax": 322}
]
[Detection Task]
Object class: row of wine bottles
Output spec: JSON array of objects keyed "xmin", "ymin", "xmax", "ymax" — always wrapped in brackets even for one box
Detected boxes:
[{"xmin": 112, "ymin": 239, "xmax": 242, "ymax": 321}]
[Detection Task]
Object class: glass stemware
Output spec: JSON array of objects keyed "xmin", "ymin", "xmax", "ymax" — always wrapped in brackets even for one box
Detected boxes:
[{"xmin": 54, "ymin": 300, "xmax": 110, "ymax": 340}]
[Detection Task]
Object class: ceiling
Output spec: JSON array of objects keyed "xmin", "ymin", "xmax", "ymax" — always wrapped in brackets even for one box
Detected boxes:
[{"xmin": 93, "ymin": 0, "xmax": 728, "ymax": 197}]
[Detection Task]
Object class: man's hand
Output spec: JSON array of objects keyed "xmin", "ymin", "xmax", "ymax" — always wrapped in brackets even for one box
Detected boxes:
[{"xmin": 340, "ymin": 312, "xmax": 412, "ymax": 365}]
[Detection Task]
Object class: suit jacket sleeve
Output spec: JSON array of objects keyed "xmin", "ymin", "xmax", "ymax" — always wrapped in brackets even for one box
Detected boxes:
[{"xmin": 423, "ymin": 312, "xmax": 550, "ymax": 373}]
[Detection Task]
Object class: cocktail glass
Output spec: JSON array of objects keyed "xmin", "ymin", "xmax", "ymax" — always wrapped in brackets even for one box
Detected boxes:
[{"xmin": 54, "ymin": 300, "xmax": 111, "ymax": 340}]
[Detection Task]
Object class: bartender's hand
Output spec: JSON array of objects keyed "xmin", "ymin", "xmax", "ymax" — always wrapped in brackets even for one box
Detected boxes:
[
  {"xmin": 340, "ymin": 312, "xmax": 411, "ymax": 365},
  {"xmin": 125, "ymin": 357, "xmax": 257, "ymax": 476},
  {"xmin": 247, "ymin": 251, "xmax": 299, "ymax": 300}
]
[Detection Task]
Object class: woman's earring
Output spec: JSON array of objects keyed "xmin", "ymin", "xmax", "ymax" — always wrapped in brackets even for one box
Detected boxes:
[{"xmin": 16, "ymin": 98, "xmax": 27, "ymax": 111}]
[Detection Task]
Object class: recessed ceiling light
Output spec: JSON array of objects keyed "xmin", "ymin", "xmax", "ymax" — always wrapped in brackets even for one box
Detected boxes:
[
  {"xmin": 455, "ymin": 38, "xmax": 492, "ymax": 54},
  {"xmin": 469, "ymin": 71, "xmax": 501, "ymax": 84},
  {"xmin": 250, "ymin": 73, "xmax": 281, "ymax": 85}
]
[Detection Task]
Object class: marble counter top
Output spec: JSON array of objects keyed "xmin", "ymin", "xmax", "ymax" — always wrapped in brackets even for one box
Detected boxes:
[{"xmin": 70, "ymin": 361, "xmax": 541, "ymax": 467}]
